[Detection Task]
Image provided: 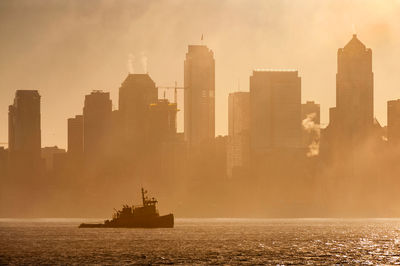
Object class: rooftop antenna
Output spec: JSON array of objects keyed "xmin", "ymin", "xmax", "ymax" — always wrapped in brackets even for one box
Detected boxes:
[
  {"xmin": 352, "ymin": 24, "xmax": 357, "ymax": 36},
  {"xmin": 201, "ymin": 33, "xmax": 204, "ymax": 45},
  {"xmin": 238, "ymin": 78, "xmax": 240, "ymax": 92}
]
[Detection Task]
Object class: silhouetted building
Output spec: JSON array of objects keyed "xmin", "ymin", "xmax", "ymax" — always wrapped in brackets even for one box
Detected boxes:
[
  {"xmin": 41, "ymin": 146, "xmax": 66, "ymax": 172},
  {"xmin": 250, "ymin": 70, "xmax": 302, "ymax": 155},
  {"xmin": 149, "ymin": 99, "xmax": 178, "ymax": 144},
  {"xmin": 323, "ymin": 35, "xmax": 374, "ymax": 157},
  {"xmin": 8, "ymin": 90, "xmax": 42, "ymax": 173},
  {"xmin": 332, "ymin": 34, "xmax": 374, "ymax": 140},
  {"xmin": 0, "ymin": 147, "xmax": 8, "ymax": 177},
  {"xmin": 227, "ymin": 92, "xmax": 250, "ymax": 178},
  {"xmin": 184, "ymin": 45, "xmax": 215, "ymax": 146},
  {"xmin": 119, "ymin": 74, "xmax": 158, "ymax": 151},
  {"xmin": 387, "ymin": 99, "xmax": 400, "ymax": 144},
  {"xmin": 67, "ymin": 115, "xmax": 83, "ymax": 157},
  {"xmin": 83, "ymin": 90, "xmax": 112, "ymax": 160}
]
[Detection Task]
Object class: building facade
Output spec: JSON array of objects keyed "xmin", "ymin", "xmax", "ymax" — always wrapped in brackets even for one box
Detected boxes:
[
  {"xmin": 227, "ymin": 92, "xmax": 250, "ymax": 177},
  {"xmin": 119, "ymin": 73, "xmax": 158, "ymax": 150},
  {"xmin": 67, "ymin": 115, "xmax": 84, "ymax": 157},
  {"xmin": 8, "ymin": 90, "xmax": 41, "ymax": 160},
  {"xmin": 184, "ymin": 45, "xmax": 215, "ymax": 147},
  {"xmin": 83, "ymin": 91, "xmax": 112, "ymax": 160},
  {"xmin": 335, "ymin": 34, "xmax": 374, "ymax": 138},
  {"xmin": 387, "ymin": 99, "xmax": 400, "ymax": 145},
  {"xmin": 250, "ymin": 70, "xmax": 302, "ymax": 155}
]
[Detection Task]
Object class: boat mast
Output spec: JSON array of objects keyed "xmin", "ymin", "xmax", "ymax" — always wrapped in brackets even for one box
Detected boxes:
[{"xmin": 142, "ymin": 187, "xmax": 146, "ymax": 206}]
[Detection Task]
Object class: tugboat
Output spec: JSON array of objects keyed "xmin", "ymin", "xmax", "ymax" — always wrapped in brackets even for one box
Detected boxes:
[{"xmin": 79, "ymin": 188, "xmax": 174, "ymax": 228}]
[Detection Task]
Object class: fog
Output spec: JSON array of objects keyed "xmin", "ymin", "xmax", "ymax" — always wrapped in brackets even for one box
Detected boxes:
[
  {"xmin": 1, "ymin": 0, "xmax": 400, "ymax": 219},
  {"xmin": 1, "ymin": 0, "xmax": 400, "ymax": 147}
]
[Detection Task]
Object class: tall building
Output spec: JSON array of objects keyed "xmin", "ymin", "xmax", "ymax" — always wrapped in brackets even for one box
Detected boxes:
[
  {"xmin": 149, "ymin": 99, "xmax": 178, "ymax": 144},
  {"xmin": 67, "ymin": 115, "xmax": 83, "ymax": 157},
  {"xmin": 0, "ymin": 147, "xmax": 8, "ymax": 177},
  {"xmin": 8, "ymin": 90, "xmax": 41, "ymax": 160},
  {"xmin": 118, "ymin": 74, "xmax": 158, "ymax": 149},
  {"xmin": 83, "ymin": 91, "xmax": 112, "ymax": 159},
  {"xmin": 335, "ymin": 34, "xmax": 374, "ymax": 137},
  {"xmin": 387, "ymin": 99, "xmax": 400, "ymax": 145},
  {"xmin": 227, "ymin": 92, "xmax": 250, "ymax": 177},
  {"xmin": 184, "ymin": 45, "xmax": 215, "ymax": 146},
  {"xmin": 322, "ymin": 35, "xmax": 374, "ymax": 156},
  {"xmin": 250, "ymin": 70, "xmax": 302, "ymax": 155},
  {"xmin": 41, "ymin": 146, "xmax": 66, "ymax": 172}
]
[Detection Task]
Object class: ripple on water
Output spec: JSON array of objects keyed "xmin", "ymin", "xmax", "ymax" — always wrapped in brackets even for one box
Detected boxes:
[{"xmin": 1, "ymin": 218, "xmax": 400, "ymax": 264}]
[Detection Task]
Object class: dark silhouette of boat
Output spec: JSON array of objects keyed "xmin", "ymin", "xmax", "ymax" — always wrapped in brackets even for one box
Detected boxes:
[{"xmin": 79, "ymin": 188, "xmax": 174, "ymax": 228}]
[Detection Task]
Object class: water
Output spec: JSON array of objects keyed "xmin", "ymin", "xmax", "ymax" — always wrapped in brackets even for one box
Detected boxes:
[{"xmin": 1, "ymin": 218, "xmax": 400, "ymax": 264}]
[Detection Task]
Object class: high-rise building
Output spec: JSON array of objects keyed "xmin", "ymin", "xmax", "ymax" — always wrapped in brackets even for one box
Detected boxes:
[
  {"xmin": 149, "ymin": 99, "xmax": 178, "ymax": 144},
  {"xmin": 118, "ymin": 74, "xmax": 158, "ymax": 149},
  {"xmin": 184, "ymin": 45, "xmax": 215, "ymax": 146},
  {"xmin": 41, "ymin": 146, "xmax": 66, "ymax": 172},
  {"xmin": 250, "ymin": 70, "xmax": 302, "ymax": 155},
  {"xmin": 387, "ymin": 99, "xmax": 400, "ymax": 145},
  {"xmin": 227, "ymin": 92, "xmax": 250, "ymax": 177},
  {"xmin": 0, "ymin": 147, "xmax": 8, "ymax": 177},
  {"xmin": 83, "ymin": 91, "xmax": 112, "ymax": 159},
  {"xmin": 322, "ymin": 35, "xmax": 374, "ymax": 156},
  {"xmin": 335, "ymin": 34, "xmax": 374, "ymax": 137},
  {"xmin": 67, "ymin": 115, "xmax": 83, "ymax": 157},
  {"xmin": 8, "ymin": 90, "xmax": 41, "ymax": 160}
]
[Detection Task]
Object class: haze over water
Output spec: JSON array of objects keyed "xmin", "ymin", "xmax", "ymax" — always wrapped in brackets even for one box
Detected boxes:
[{"xmin": 2, "ymin": 218, "xmax": 400, "ymax": 264}]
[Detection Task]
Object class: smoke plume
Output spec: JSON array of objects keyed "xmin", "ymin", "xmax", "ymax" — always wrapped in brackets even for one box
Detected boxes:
[
  {"xmin": 141, "ymin": 53, "xmax": 148, "ymax": 73},
  {"xmin": 127, "ymin": 53, "xmax": 135, "ymax": 74},
  {"xmin": 302, "ymin": 112, "xmax": 320, "ymax": 157}
]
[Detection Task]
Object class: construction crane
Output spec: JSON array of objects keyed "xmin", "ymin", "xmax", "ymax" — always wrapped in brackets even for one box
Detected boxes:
[{"xmin": 157, "ymin": 81, "xmax": 184, "ymax": 104}]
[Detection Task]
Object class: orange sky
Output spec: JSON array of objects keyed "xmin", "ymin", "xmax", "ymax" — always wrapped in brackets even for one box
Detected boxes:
[{"xmin": 0, "ymin": 0, "xmax": 399, "ymax": 148}]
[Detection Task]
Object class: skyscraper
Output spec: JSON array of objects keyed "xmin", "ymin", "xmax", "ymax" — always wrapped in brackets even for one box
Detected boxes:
[
  {"xmin": 335, "ymin": 34, "xmax": 374, "ymax": 137},
  {"xmin": 83, "ymin": 91, "xmax": 112, "ymax": 160},
  {"xmin": 8, "ymin": 90, "xmax": 41, "ymax": 160},
  {"xmin": 149, "ymin": 99, "xmax": 178, "ymax": 144},
  {"xmin": 387, "ymin": 99, "xmax": 400, "ymax": 145},
  {"xmin": 67, "ymin": 115, "xmax": 83, "ymax": 157},
  {"xmin": 184, "ymin": 45, "xmax": 215, "ymax": 146},
  {"xmin": 118, "ymin": 73, "xmax": 158, "ymax": 149},
  {"xmin": 323, "ymin": 35, "xmax": 374, "ymax": 156},
  {"xmin": 250, "ymin": 70, "xmax": 302, "ymax": 155},
  {"xmin": 227, "ymin": 92, "xmax": 250, "ymax": 177}
]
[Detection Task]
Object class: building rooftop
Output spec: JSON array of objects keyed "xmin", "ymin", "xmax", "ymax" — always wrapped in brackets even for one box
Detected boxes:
[
  {"xmin": 122, "ymin": 73, "xmax": 155, "ymax": 86},
  {"xmin": 343, "ymin": 34, "xmax": 367, "ymax": 51}
]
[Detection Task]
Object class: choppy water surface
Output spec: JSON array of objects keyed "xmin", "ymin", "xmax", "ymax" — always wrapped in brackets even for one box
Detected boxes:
[{"xmin": 1, "ymin": 218, "xmax": 400, "ymax": 264}]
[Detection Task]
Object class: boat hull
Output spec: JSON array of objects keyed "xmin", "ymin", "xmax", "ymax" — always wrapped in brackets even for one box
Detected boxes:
[{"xmin": 79, "ymin": 214, "xmax": 174, "ymax": 228}]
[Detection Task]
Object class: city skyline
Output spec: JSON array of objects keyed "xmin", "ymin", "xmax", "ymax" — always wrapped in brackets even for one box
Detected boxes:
[
  {"xmin": 1, "ymin": 0, "xmax": 400, "ymax": 148},
  {"xmin": 0, "ymin": 34, "xmax": 397, "ymax": 150}
]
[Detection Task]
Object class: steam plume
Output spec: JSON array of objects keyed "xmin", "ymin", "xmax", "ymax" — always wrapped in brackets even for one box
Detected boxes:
[
  {"xmin": 127, "ymin": 53, "xmax": 135, "ymax": 74},
  {"xmin": 302, "ymin": 112, "xmax": 320, "ymax": 157},
  {"xmin": 141, "ymin": 53, "xmax": 148, "ymax": 73}
]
